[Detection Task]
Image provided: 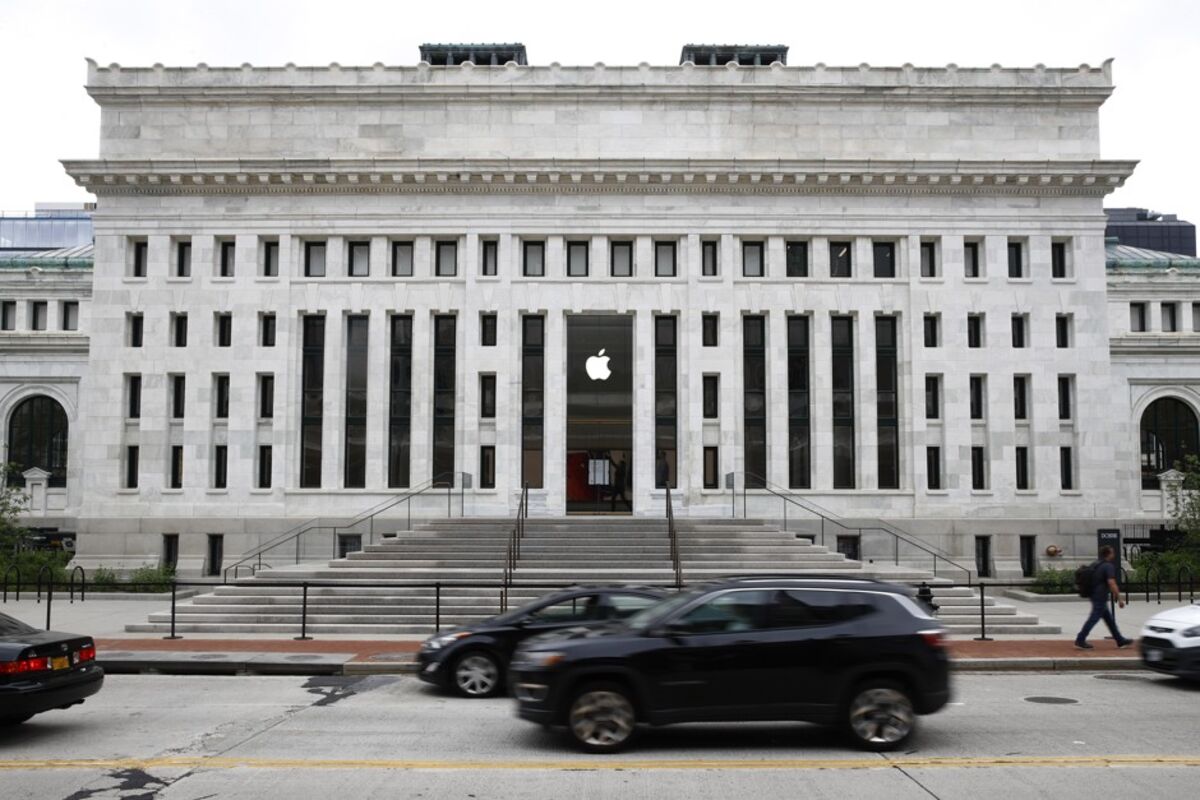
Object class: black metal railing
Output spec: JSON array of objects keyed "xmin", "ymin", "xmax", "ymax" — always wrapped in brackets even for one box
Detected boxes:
[
  {"xmin": 665, "ymin": 484, "xmax": 682, "ymax": 589},
  {"xmin": 500, "ymin": 483, "xmax": 529, "ymax": 612},
  {"xmin": 2, "ymin": 564, "xmax": 19, "ymax": 602}
]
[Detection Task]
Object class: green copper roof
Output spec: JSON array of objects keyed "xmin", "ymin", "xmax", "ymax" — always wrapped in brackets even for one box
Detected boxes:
[
  {"xmin": 1106, "ymin": 238, "xmax": 1200, "ymax": 270},
  {"xmin": 0, "ymin": 243, "xmax": 93, "ymax": 269}
]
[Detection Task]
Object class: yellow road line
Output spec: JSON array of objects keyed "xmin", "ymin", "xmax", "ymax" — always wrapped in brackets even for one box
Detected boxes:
[{"xmin": 1, "ymin": 755, "xmax": 1199, "ymax": 772}]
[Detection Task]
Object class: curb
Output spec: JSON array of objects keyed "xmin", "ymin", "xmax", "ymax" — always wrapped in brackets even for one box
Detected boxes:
[{"xmin": 952, "ymin": 657, "xmax": 1145, "ymax": 672}]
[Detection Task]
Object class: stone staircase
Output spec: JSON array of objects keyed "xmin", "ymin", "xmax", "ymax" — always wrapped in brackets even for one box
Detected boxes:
[{"xmin": 127, "ymin": 517, "xmax": 1059, "ymax": 636}]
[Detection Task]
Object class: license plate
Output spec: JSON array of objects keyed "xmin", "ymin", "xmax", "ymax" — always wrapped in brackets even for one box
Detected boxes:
[
  {"xmin": 50, "ymin": 655, "xmax": 70, "ymax": 671},
  {"xmin": 1146, "ymin": 649, "xmax": 1163, "ymax": 663}
]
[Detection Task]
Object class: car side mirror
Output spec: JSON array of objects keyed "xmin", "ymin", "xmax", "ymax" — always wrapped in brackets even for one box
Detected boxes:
[{"xmin": 654, "ymin": 621, "xmax": 689, "ymax": 640}]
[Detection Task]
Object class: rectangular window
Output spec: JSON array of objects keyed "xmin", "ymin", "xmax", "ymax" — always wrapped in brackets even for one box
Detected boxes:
[
  {"xmin": 304, "ymin": 241, "xmax": 326, "ymax": 277},
  {"xmin": 175, "ymin": 240, "xmax": 192, "ymax": 278},
  {"xmin": 480, "ymin": 445, "xmax": 496, "ymax": 489},
  {"xmin": 480, "ymin": 313, "xmax": 497, "ymax": 346},
  {"xmin": 742, "ymin": 315, "xmax": 767, "ymax": 488},
  {"xmin": 971, "ymin": 446, "xmax": 987, "ymax": 490},
  {"xmin": 830, "ymin": 241, "xmax": 853, "ymax": 278},
  {"xmin": 522, "ymin": 240, "xmax": 545, "ymax": 277},
  {"xmin": 925, "ymin": 375, "xmax": 941, "ymax": 420},
  {"xmin": 30, "ymin": 301, "xmax": 47, "ymax": 331},
  {"xmin": 875, "ymin": 316, "xmax": 900, "ymax": 489},
  {"xmin": 128, "ymin": 312, "xmax": 143, "ymax": 347},
  {"xmin": 1007, "ymin": 240, "xmax": 1025, "ymax": 278},
  {"xmin": 257, "ymin": 445, "xmax": 272, "ymax": 489},
  {"xmin": 655, "ymin": 241, "xmax": 677, "ymax": 277},
  {"xmin": 787, "ymin": 316, "xmax": 811, "ymax": 489},
  {"xmin": 169, "ymin": 445, "xmax": 184, "ymax": 489},
  {"xmin": 258, "ymin": 374, "xmax": 275, "ymax": 419},
  {"xmin": 920, "ymin": 241, "xmax": 938, "ymax": 278},
  {"xmin": 1130, "ymin": 302, "xmax": 1147, "ymax": 332},
  {"xmin": 171, "ymin": 374, "xmax": 186, "ymax": 419},
  {"xmin": 1051, "ymin": 241, "xmax": 1068, "ymax": 279},
  {"xmin": 480, "ymin": 374, "xmax": 496, "ymax": 419},
  {"xmin": 702, "ymin": 374, "xmax": 719, "ymax": 419},
  {"xmin": 742, "ymin": 241, "xmax": 764, "ymax": 277},
  {"xmin": 967, "ymin": 314, "xmax": 984, "ymax": 348},
  {"xmin": 831, "ymin": 315, "xmax": 855, "ymax": 489},
  {"xmin": 923, "ymin": 314, "xmax": 939, "ymax": 347},
  {"xmin": 213, "ymin": 444, "xmax": 228, "ymax": 490},
  {"xmin": 435, "ymin": 241, "xmax": 458, "ymax": 277},
  {"xmin": 1056, "ymin": 314, "xmax": 1072, "ymax": 348},
  {"xmin": 1, "ymin": 301, "xmax": 15, "ymax": 330},
  {"xmin": 521, "ymin": 315, "xmax": 544, "ymax": 489},
  {"xmin": 260, "ymin": 313, "xmax": 276, "ymax": 347},
  {"xmin": 481, "ymin": 240, "xmax": 498, "ymax": 276},
  {"xmin": 872, "ymin": 241, "xmax": 896, "ymax": 278},
  {"xmin": 656, "ymin": 315, "xmax": 678, "ymax": 488},
  {"xmin": 214, "ymin": 374, "xmax": 230, "ymax": 419},
  {"xmin": 125, "ymin": 445, "xmax": 139, "ymax": 489},
  {"xmin": 61, "ymin": 301, "xmax": 79, "ymax": 331},
  {"xmin": 610, "ymin": 240, "xmax": 633, "ymax": 277},
  {"xmin": 567, "ymin": 241, "xmax": 589, "ymax": 277},
  {"xmin": 162, "ymin": 533, "xmax": 179, "ymax": 570},
  {"xmin": 702, "ymin": 313, "xmax": 719, "ymax": 347},
  {"xmin": 1060, "ymin": 446, "xmax": 1075, "ymax": 490},
  {"xmin": 969, "ymin": 375, "xmax": 986, "ymax": 420},
  {"xmin": 205, "ymin": 534, "xmax": 223, "ymax": 577},
  {"xmin": 432, "ymin": 315, "xmax": 457, "ymax": 483},
  {"xmin": 347, "ymin": 240, "xmax": 370, "ymax": 277},
  {"xmin": 702, "ymin": 240, "xmax": 719, "ymax": 276},
  {"xmin": 172, "ymin": 313, "xmax": 188, "ymax": 347},
  {"xmin": 1014, "ymin": 375, "xmax": 1029, "ymax": 421},
  {"xmin": 344, "ymin": 315, "xmax": 369, "ymax": 488},
  {"xmin": 703, "ymin": 446, "xmax": 720, "ymax": 489},
  {"xmin": 219, "ymin": 240, "xmax": 235, "ymax": 277},
  {"xmin": 127, "ymin": 374, "xmax": 142, "ymax": 419},
  {"xmin": 1163, "ymin": 302, "xmax": 1179, "ymax": 332},
  {"xmin": 964, "ymin": 241, "xmax": 981, "ymax": 278},
  {"xmin": 1193, "ymin": 302, "xmax": 1200, "ymax": 332},
  {"xmin": 786, "ymin": 240, "xmax": 809, "ymax": 277},
  {"xmin": 300, "ymin": 315, "xmax": 325, "ymax": 488},
  {"xmin": 388, "ymin": 315, "xmax": 413, "ymax": 488},
  {"xmin": 391, "ymin": 241, "xmax": 414, "ymax": 277},
  {"xmin": 131, "ymin": 240, "xmax": 148, "ymax": 278},
  {"xmin": 1011, "ymin": 314, "xmax": 1027, "ymax": 348},
  {"xmin": 926, "ymin": 446, "xmax": 942, "ymax": 490},
  {"xmin": 216, "ymin": 313, "xmax": 232, "ymax": 348},
  {"xmin": 1016, "ymin": 446, "xmax": 1030, "ymax": 490},
  {"xmin": 1058, "ymin": 375, "xmax": 1074, "ymax": 421},
  {"xmin": 262, "ymin": 240, "xmax": 279, "ymax": 277}
]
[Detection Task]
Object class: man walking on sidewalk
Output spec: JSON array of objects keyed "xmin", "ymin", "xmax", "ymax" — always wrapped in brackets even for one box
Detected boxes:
[{"xmin": 1075, "ymin": 545, "xmax": 1134, "ymax": 650}]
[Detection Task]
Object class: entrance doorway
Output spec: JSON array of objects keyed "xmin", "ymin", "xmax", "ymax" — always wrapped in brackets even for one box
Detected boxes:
[{"xmin": 566, "ymin": 315, "xmax": 633, "ymax": 514}]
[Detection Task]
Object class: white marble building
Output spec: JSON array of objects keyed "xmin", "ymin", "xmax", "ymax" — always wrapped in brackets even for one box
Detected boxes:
[{"xmin": 7, "ymin": 51, "xmax": 1187, "ymax": 577}]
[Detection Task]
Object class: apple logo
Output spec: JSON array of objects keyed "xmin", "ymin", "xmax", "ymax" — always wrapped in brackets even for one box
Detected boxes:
[{"xmin": 585, "ymin": 348, "xmax": 612, "ymax": 381}]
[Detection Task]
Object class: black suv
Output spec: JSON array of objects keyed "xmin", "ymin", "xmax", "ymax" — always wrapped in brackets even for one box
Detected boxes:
[
  {"xmin": 418, "ymin": 586, "xmax": 667, "ymax": 697},
  {"xmin": 509, "ymin": 576, "xmax": 950, "ymax": 752}
]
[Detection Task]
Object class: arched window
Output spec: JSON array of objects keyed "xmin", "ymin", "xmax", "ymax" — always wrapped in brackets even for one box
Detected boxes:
[
  {"xmin": 1141, "ymin": 397, "xmax": 1199, "ymax": 490},
  {"xmin": 6, "ymin": 395, "xmax": 69, "ymax": 488}
]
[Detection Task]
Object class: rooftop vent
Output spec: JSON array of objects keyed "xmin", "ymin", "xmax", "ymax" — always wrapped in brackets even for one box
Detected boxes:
[
  {"xmin": 680, "ymin": 44, "xmax": 788, "ymax": 66},
  {"xmin": 419, "ymin": 43, "xmax": 527, "ymax": 66}
]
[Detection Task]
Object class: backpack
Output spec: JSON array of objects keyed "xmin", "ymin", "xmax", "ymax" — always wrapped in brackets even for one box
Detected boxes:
[{"xmin": 1074, "ymin": 562, "xmax": 1099, "ymax": 597}]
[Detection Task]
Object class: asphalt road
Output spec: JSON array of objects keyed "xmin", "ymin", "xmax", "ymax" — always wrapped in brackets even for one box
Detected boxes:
[{"xmin": 1, "ymin": 672, "xmax": 1197, "ymax": 799}]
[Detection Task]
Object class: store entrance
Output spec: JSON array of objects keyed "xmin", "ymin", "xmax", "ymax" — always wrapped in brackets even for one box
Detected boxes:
[{"xmin": 566, "ymin": 315, "xmax": 634, "ymax": 514}]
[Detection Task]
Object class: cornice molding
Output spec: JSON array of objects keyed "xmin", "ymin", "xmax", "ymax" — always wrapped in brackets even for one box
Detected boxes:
[{"xmin": 63, "ymin": 158, "xmax": 1136, "ymax": 198}]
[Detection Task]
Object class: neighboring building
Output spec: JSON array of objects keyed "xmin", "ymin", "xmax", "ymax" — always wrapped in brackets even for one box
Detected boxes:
[
  {"xmin": 1105, "ymin": 207, "xmax": 1195, "ymax": 257},
  {"xmin": 0, "ymin": 203, "xmax": 94, "ymax": 256},
  {"xmin": 9, "ymin": 49, "xmax": 1190, "ymax": 578}
]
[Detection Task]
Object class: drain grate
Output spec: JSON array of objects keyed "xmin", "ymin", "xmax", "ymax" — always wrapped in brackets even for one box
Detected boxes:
[
  {"xmin": 1094, "ymin": 673, "xmax": 1153, "ymax": 682},
  {"xmin": 1024, "ymin": 696, "xmax": 1079, "ymax": 704}
]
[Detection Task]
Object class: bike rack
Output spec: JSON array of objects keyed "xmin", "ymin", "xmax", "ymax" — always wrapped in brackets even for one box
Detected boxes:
[{"xmin": 2, "ymin": 564, "xmax": 19, "ymax": 602}]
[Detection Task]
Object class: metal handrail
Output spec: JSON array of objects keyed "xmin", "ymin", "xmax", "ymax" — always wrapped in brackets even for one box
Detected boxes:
[
  {"xmin": 330, "ymin": 471, "xmax": 463, "ymax": 546},
  {"xmin": 665, "ymin": 484, "xmax": 682, "ymax": 588},
  {"xmin": 500, "ymin": 483, "xmax": 529, "ymax": 612},
  {"xmin": 734, "ymin": 471, "xmax": 974, "ymax": 584}
]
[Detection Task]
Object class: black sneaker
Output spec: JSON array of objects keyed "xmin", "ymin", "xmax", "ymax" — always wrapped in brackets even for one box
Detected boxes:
[
  {"xmin": 1074, "ymin": 641, "xmax": 1094, "ymax": 650},
  {"xmin": 1117, "ymin": 639, "xmax": 1135, "ymax": 649}
]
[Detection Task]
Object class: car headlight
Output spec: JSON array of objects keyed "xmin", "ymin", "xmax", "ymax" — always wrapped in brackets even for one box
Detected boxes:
[
  {"xmin": 512, "ymin": 651, "xmax": 566, "ymax": 670},
  {"xmin": 422, "ymin": 631, "xmax": 471, "ymax": 651},
  {"xmin": 1183, "ymin": 625, "xmax": 1200, "ymax": 638}
]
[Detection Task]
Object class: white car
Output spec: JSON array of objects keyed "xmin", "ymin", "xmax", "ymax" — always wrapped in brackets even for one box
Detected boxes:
[{"xmin": 1139, "ymin": 602, "xmax": 1200, "ymax": 681}]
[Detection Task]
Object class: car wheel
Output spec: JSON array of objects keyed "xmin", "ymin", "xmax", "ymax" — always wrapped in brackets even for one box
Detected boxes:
[
  {"xmin": 452, "ymin": 651, "xmax": 502, "ymax": 698},
  {"xmin": 567, "ymin": 683, "xmax": 637, "ymax": 753},
  {"xmin": 844, "ymin": 680, "xmax": 916, "ymax": 751}
]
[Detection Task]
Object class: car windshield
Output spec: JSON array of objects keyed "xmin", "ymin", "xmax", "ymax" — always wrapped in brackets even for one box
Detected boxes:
[
  {"xmin": 0, "ymin": 612, "xmax": 37, "ymax": 636},
  {"xmin": 623, "ymin": 590, "xmax": 702, "ymax": 631}
]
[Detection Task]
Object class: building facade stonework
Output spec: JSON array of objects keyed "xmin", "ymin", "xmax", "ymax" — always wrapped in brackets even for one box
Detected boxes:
[{"xmin": 9, "ymin": 55, "xmax": 1179, "ymax": 576}]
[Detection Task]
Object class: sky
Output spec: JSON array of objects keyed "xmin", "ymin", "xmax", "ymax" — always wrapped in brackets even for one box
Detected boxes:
[{"xmin": 2, "ymin": 0, "xmax": 1199, "ymax": 225}]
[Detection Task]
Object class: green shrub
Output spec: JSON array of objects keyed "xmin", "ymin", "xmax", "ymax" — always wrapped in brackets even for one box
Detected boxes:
[
  {"xmin": 1031, "ymin": 567, "xmax": 1077, "ymax": 594},
  {"xmin": 89, "ymin": 567, "xmax": 119, "ymax": 591},
  {"xmin": 0, "ymin": 548, "xmax": 71, "ymax": 589},
  {"xmin": 126, "ymin": 564, "xmax": 175, "ymax": 593}
]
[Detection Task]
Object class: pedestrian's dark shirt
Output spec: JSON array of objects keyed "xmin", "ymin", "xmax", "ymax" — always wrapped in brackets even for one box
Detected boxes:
[{"xmin": 1093, "ymin": 561, "xmax": 1117, "ymax": 602}]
